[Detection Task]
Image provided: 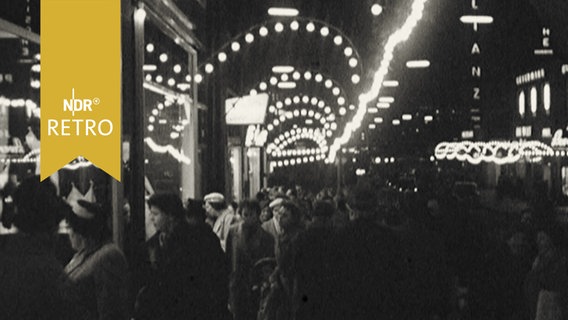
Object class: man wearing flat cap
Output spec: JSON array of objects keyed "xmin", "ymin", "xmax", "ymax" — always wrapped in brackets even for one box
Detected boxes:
[
  {"xmin": 261, "ymin": 197, "xmax": 286, "ymax": 241},
  {"xmin": 204, "ymin": 192, "xmax": 240, "ymax": 251}
]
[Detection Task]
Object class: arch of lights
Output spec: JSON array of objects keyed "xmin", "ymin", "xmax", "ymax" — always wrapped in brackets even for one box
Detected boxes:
[
  {"xmin": 266, "ymin": 109, "xmax": 337, "ymax": 134},
  {"xmin": 249, "ymin": 68, "xmax": 352, "ymax": 105},
  {"xmin": 272, "ymin": 136, "xmax": 328, "ymax": 155},
  {"xmin": 434, "ymin": 140, "xmax": 564, "ymax": 165},
  {"xmin": 327, "ymin": 0, "xmax": 429, "ymax": 163},
  {"xmin": 195, "ymin": 17, "xmax": 364, "ymax": 85},
  {"xmin": 267, "ymin": 127, "xmax": 328, "ymax": 154}
]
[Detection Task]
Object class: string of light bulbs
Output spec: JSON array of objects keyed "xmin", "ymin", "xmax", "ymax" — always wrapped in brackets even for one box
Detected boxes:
[{"xmin": 327, "ymin": 0, "xmax": 429, "ymax": 163}]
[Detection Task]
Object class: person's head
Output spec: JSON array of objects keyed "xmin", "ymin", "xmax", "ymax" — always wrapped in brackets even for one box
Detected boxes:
[
  {"xmin": 269, "ymin": 197, "xmax": 286, "ymax": 222},
  {"xmin": 203, "ymin": 192, "xmax": 227, "ymax": 219},
  {"xmin": 147, "ymin": 193, "xmax": 185, "ymax": 233},
  {"xmin": 259, "ymin": 206, "xmax": 272, "ymax": 223},
  {"xmin": 6, "ymin": 176, "xmax": 68, "ymax": 235},
  {"xmin": 185, "ymin": 198, "xmax": 206, "ymax": 225},
  {"xmin": 279, "ymin": 201, "xmax": 302, "ymax": 231},
  {"xmin": 66, "ymin": 200, "xmax": 110, "ymax": 251},
  {"xmin": 238, "ymin": 199, "xmax": 262, "ymax": 226}
]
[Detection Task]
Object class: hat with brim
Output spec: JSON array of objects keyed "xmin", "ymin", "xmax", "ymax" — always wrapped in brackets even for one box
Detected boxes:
[{"xmin": 204, "ymin": 192, "xmax": 225, "ymax": 203}]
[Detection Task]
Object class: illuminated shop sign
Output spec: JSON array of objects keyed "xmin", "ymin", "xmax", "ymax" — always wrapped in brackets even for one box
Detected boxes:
[
  {"xmin": 459, "ymin": 0, "xmax": 492, "ymax": 139},
  {"xmin": 534, "ymin": 28, "xmax": 553, "ymax": 56},
  {"xmin": 245, "ymin": 125, "xmax": 268, "ymax": 147},
  {"xmin": 551, "ymin": 129, "xmax": 568, "ymax": 148},
  {"xmin": 434, "ymin": 140, "xmax": 557, "ymax": 165},
  {"xmin": 515, "ymin": 69, "xmax": 545, "ymax": 86}
]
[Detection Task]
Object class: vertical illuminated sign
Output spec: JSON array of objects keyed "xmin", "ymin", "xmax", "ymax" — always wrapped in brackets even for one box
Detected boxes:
[{"xmin": 460, "ymin": 1, "xmax": 493, "ymax": 137}]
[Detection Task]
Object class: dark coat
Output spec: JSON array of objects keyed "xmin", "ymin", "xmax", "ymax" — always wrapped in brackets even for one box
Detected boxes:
[
  {"xmin": 63, "ymin": 242, "xmax": 130, "ymax": 320},
  {"xmin": 136, "ymin": 221, "xmax": 230, "ymax": 320},
  {"xmin": 0, "ymin": 234, "xmax": 67, "ymax": 320},
  {"xmin": 226, "ymin": 222, "xmax": 275, "ymax": 320}
]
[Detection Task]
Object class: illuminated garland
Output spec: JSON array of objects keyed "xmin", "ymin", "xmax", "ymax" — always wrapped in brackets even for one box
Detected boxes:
[
  {"xmin": 197, "ymin": 17, "xmax": 363, "ymax": 84},
  {"xmin": 251, "ymin": 67, "xmax": 352, "ymax": 100},
  {"xmin": 328, "ymin": 0, "xmax": 429, "ymax": 162},
  {"xmin": 434, "ymin": 140, "xmax": 560, "ymax": 165},
  {"xmin": 270, "ymin": 147, "xmax": 326, "ymax": 158},
  {"xmin": 144, "ymin": 137, "xmax": 191, "ymax": 164},
  {"xmin": 268, "ymin": 127, "xmax": 327, "ymax": 150},
  {"xmin": 269, "ymin": 153, "xmax": 326, "ymax": 170}
]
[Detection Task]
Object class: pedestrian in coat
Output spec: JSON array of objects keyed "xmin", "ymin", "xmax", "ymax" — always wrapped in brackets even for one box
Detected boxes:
[
  {"xmin": 227, "ymin": 199, "xmax": 275, "ymax": 320},
  {"xmin": 63, "ymin": 200, "xmax": 130, "ymax": 320},
  {"xmin": 136, "ymin": 193, "xmax": 230, "ymax": 320},
  {"xmin": 204, "ymin": 192, "xmax": 241, "ymax": 251}
]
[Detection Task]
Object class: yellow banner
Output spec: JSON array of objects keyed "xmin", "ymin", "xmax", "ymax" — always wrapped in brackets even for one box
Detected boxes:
[{"xmin": 41, "ymin": 0, "xmax": 121, "ymax": 181}]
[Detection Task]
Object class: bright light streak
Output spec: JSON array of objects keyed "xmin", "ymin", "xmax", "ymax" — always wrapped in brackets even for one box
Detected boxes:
[
  {"xmin": 278, "ymin": 82, "xmax": 297, "ymax": 89},
  {"xmin": 272, "ymin": 65, "xmax": 294, "ymax": 73},
  {"xmin": 268, "ymin": 7, "xmax": 299, "ymax": 16},
  {"xmin": 145, "ymin": 137, "xmax": 191, "ymax": 164},
  {"xmin": 328, "ymin": 0, "xmax": 429, "ymax": 163},
  {"xmin": 374, "ymin": 117, "xmax": 383, "ymax": 123},
  {"xmin": 402, "ymin": 114, "xmax": 412, "ymax": 121},
  {"xmin": 143, "ymin": 65, "xmax": 157, "ymax": 71},
  {"xmin": 367, "ymin": 107, "xmax": 378, "ymax": 114},
  {"xmin": 392, "ymin": 119, "xmax": 400, "ymax": 125},
  {"xmin": 376, "ymin": 102, "xmax": 390, "ymax": 109},
  {"xmin": 379, "ymin": 96, "xmax": 394, "ymax": 103},
  {"xmin": 406, "ymin": 60, "xmax": 430, "ymax": 68},
  {"xmin": 383, "ymin": 80, "xmax": 399, "ymax": 87}
]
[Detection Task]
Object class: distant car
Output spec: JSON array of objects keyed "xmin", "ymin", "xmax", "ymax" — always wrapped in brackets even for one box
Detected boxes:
[{"xmin": 452, "ymin": 181, "xmax": 480, "ymax": 206}]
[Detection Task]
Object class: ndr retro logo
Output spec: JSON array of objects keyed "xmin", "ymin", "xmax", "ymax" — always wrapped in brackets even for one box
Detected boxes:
[{"xmin": 47, "ymin": 88, "xmax": 113, "ymax": 137}]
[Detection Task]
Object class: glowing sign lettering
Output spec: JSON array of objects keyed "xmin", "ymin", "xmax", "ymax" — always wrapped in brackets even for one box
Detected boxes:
[
  {"xmin": 435, "ymin": 140, "xmax": 556, "ymax": 165},
  {"xmin": 471, "ymin": 43, "xmax": 480, "ymax": 54},
  {"xmin": 551, "ymin": 130, "xmax": 568, "ymax": 148}
]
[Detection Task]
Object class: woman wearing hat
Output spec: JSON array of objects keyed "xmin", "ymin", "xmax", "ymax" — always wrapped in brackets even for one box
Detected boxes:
[
  {"xmin": 63, "ymin": 199, "xmax": 129, "ymax": 320},
  {"xmin": 135, "ymin": 193, "xmax": 230, "ymax": 320}
]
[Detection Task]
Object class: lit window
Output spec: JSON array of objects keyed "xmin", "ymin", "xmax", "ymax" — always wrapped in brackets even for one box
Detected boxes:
[
  {"xmin": 543, "ymin": 83, "xmax": 550, "ymax": 114},
  {"xmin": 518, "ymin": 91, "xmax": 525, "ymax": 116},
  {"xmin": 530, "ymin": 87, "xmax": 537, "ymax": 115}
]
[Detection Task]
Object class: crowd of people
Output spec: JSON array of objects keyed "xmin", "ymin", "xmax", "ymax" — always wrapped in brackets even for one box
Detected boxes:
[{"xmin": 1, "ymin": 176, "xmax": 568, "ymax": 320}]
